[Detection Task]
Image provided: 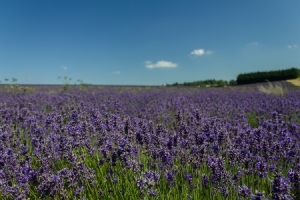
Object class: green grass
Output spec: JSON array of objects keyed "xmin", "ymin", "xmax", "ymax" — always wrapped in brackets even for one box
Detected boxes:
[{"xmin": 246, "ymin": 112, "xmax": 259, "ymax": 128}]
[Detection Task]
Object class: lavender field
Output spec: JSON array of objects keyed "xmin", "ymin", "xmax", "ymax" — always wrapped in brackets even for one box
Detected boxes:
[{"xmin": 1, "ymin": 85, "xmax": 300, "ymax": 199}]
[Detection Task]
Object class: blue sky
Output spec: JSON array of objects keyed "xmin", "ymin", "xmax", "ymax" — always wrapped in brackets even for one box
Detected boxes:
[{"xmin": 1, "ymin": 0, "xmax": 299, "ymax": 85}]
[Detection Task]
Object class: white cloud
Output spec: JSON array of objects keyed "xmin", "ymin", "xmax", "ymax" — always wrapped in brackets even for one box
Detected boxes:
[
  {"xmin": 248, "ymin": 42, "xmax": 259, "ymax": 46},
  {"xmin": 112, "ymin": 71, "xmax": 121, "ymax": 75},
  {"xmin": 288, "ymin": 44, "xmax": 298, "ymax": 49},
  {"xmin": 190, "ymin": 49, "xmax": 213, "ymax": 56},
  {"xmin": 145, "ymin": 60, "xmax": 178, "ymax": 69},
  {"xmin": 61, "ymin": 65, "xmax": 68, "ymax": 71}
]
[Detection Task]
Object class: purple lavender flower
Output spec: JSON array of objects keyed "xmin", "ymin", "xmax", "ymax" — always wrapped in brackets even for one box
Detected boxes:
[
  {"xmin": 251, "ymin": 190, "xmax": 267, "ymax": 200},
  {"xmin": 288, "ymin": 169, "xmax": 300, "ymax": 193},
  {"xmin": 143, "ymin": 170, "xmax": 160, "ymax": 184},
  {"xmin": 183, "ymin": 172, "xmax": 192, "ymax": 183},
  {"xmin": 256, "ymin": 161, "xmax": 268, "ymax": 178},
  {"xmin": 201, "ymin": 174, "xmax": 209, "ymax": 188},
  {"xmin": 136, "ymin": 177, "xmax": 145, "ymax": 191},
  {"xmin": 147, "ymin": 189, "xmax": 158, "ymax": 197},
  {"xmin": 238, "ymin": 184, "xmax": 251, "ymax": 198},
  {"xmin": 271, "ymin": 174, "xmax": 293, "ymax": 200},
  {"xmin": 164, "ymin": 170, "xmax": 175, "ymax": 183},
  {"xmin": 221, "ymin": 186, "xmax": 229, "ymax": 197}
]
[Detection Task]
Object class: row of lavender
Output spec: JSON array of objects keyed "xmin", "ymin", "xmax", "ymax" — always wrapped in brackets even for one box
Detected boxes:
[{"xmin": 0, "ymin": 87, "xmax": 300, "ymax": 199}]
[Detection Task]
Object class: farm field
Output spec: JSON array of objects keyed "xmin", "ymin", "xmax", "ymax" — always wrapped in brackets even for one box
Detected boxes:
[
  {"xmin": 287, "ymin": 78, "xmax": 300, "ymax": 87},
  {"xmin": 1, "ymin": 85, "xmax": 300, "ymax": 199}
]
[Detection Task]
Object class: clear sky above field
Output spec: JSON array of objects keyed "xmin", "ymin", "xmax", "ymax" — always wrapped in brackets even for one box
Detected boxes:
[{"xmin": 0, "ymin": 0, "xmax": 300, "ymax": 85}]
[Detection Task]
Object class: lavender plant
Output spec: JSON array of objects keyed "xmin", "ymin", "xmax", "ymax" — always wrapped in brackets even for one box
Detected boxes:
[{"xmin": 0, "ymin": 86, "xmax": 299, "ymax": 199}]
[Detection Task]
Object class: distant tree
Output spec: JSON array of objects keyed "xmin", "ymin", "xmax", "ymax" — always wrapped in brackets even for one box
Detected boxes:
[
  {"xmin": 229, "ymin": 80, "xmax": 237, "ymax": 86},
  {"xmin": 170, "ymin": 79, "xmax": 231, "ymax": 87},
  {"xmin": 216, "ymin": 80, "xmax": 227, "ymax": 87},
  {"xmin": 237, "ymin": 68, "xmax": 299, "ymax": 84}
]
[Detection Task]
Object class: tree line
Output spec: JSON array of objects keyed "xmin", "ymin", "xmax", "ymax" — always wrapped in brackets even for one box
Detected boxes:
[
  {"xmin": 236, "ymin": 67, "xmax": 300, "ymax": 85},
  {"xmin": 167, "ymin": 79, "xmax": 237, "ymax": 87},
  {"xmin": 167, "ymin": 67, "xmax": 299, "ymax": 87}
]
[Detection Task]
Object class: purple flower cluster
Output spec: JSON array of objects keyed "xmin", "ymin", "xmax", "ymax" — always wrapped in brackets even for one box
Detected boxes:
[{"xmin": 0, "ymin": 86, "xmax": 299, "ymax": 199}]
